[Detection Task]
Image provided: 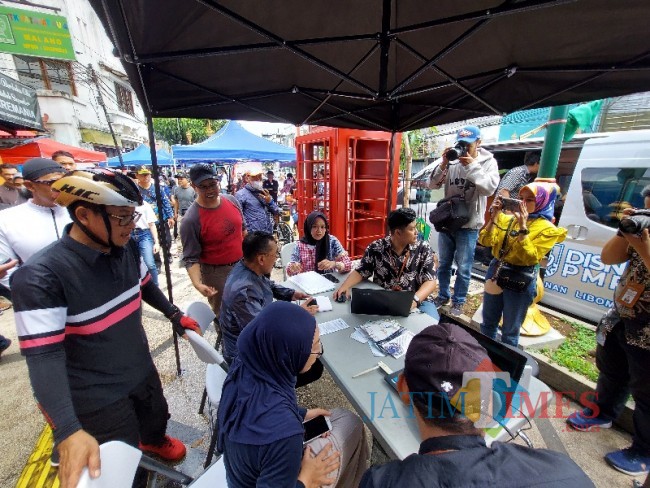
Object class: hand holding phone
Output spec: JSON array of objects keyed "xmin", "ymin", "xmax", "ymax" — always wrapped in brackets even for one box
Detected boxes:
[
  {"xmin": 303, "ymin": 415, "xmax": 332, "ymax": 444},
  {"xmin": 501, "ymin": 197, "xmax": 523, "ymax": 212}
]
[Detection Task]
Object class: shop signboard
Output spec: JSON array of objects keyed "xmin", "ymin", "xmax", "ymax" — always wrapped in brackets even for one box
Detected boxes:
[
  {"xmin": 0, "ymin": 71, "xmax": 43, "ymax": 130},
  {"xmin": 0, "ymin": 6, "xmax": 75, "ymax": 61}
]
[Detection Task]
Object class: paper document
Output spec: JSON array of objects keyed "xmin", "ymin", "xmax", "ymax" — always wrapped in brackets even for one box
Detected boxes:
[
  {"xmin": 315, "ymin": 296, "xmax": 333, "ymax": 312},
  {"xmin": 350, "ymin": 327, "xmax": 369, "ymax": 344},
  {"xmin": 318, "ymin": 318, "xmax": 350, "ymax": 336},
  {"xmin": 360, "ymin": 319, "xmax": 413, "ymax": 359},
  {"xmin": 288, "ymin": 271, "xmax": 336, "ymax": 295}
]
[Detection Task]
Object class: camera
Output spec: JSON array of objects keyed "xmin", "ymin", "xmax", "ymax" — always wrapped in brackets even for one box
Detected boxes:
[
  {"xmin": 619, "ymin": 209, "xmax": 650, "ymax": 234},
  {"xmin": 445, "ymin": 141, "xmax": 469, "ymax": 161},
  {"xmin": 500, "ymin": 197, "xmax": 523, "ymax": 212}
]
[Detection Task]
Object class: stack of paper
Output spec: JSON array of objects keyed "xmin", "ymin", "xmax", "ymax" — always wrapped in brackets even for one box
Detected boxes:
[
  {"xmin": 318, "ymin": 318, "xmax": 350, "ymax": 336},
  {"xmin": 359, "ymin": 319, "xmax": 414, "ymax": 359},
  {"xmin": 288, "ymin": 271, "xmax": 336, "ymax": 295}
]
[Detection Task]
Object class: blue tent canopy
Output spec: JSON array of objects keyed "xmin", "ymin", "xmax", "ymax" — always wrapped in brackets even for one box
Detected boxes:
[
  {"xmin": 172, "ymin": 120, "xmax": 295, "ymax": 164},
  {"xmin": 107, "ymin": 144, "xmax": 174, "ymax": 167}
]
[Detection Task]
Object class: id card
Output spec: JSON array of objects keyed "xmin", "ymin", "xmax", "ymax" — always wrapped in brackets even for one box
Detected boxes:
[{"xmin": 616, "ymin": 282, "xmax": 643, "ymax": 308}]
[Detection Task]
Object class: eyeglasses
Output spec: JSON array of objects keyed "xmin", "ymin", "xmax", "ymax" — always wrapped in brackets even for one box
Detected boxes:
[
  {"xmin": 196, "ymin": 181, "xmax": 219, "ymax": 191},
  {"xmin": 33, "ymin": 178, "xmax": 62, "ymax": 186},
  {"xmin": 310, "ymin": 340, "xmax": 324, "ymax": 358},
  {"xmin": 107, "ymin": 211, "xmax": 141, "ymax": 226}
]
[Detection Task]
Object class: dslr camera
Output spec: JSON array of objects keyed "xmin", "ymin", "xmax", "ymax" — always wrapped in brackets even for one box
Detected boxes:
[
  {"xmin": 619, "ymin": 209, "xmax": 650, "ymax": 234},
  {"xmin": 445, "ymin": 141, "xmax": 469, "ymax": 161}
]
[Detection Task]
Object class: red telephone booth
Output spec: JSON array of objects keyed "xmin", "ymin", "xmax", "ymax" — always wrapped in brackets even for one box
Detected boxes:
[{"xmin": 295, "ymin": 127, "xmax": 401, "ymax": 258}]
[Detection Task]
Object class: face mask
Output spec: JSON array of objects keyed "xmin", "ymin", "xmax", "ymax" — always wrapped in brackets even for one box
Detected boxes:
[{"xmin": 250, "ymin": 180, "xmax": 263, "ymax": 190}]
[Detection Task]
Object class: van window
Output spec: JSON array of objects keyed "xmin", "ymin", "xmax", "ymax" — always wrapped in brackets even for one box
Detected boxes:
[{"xmin": 581, "ymin": 168, "xmax": 650, "ymax": 228}]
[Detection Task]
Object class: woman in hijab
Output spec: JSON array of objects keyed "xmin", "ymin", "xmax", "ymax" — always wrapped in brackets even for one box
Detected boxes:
[
  {"xmin": 287, "ymin": 211, "xmax": 352, "ymax": 276},
  {"xmin": 478, "ymin": 182, "xmax": 567, "ymax": 347},
  {"xmin": 217, "ymin": 301, "xmax": 368, "ymax": 488}
]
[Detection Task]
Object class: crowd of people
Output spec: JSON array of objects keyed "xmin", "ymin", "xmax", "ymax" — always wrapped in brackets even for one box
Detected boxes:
[{"xmin": 0, "ymin": 123, "xmax": 646, "ymax": 487}]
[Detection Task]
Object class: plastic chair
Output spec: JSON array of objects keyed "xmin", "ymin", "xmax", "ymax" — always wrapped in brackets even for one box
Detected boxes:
[
  {"xmin": 76, "ymin": 441, "xmax": 142, "ymax": 488},
  {"xmin": 186, "ymin": 330, "xmax": 225, "ymax": 365},
  {"xmin": 203, "ymin": 363, "xmax": 229, "ymax": 468},
  {"xmin": 186, "ymin": 301, "xmax": 216, "ymax": 333},
  {"xmin": 281, "ymin": 241, "xmax": 297, "ymax": 279},
  {"xmin": 189, "ymin": 455, "xmax": 228, "ymax": 487}
]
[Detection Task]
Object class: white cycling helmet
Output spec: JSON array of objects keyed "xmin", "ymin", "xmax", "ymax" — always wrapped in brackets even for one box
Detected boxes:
[{"xmin": 53, "ymin": 168, "xmax": 143, "ymax": 207}]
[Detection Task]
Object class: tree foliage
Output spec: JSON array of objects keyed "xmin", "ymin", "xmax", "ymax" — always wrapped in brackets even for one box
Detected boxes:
[{"xmin": 152, "ymin": 118, "xmax": 226, "ymax": 146}]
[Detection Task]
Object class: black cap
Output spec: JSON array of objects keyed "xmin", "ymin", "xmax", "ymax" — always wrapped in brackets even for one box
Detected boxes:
[
  {"xmin": 22, "ymin": 158, "xmax": 66, "ymax": 181},
  {"xmin": 189, "ymin": 163, "xmax": 218, "ymax": 185},
  {"xmin": 404, "ymin": 323, "xmax": 489, "ymax": 402}
]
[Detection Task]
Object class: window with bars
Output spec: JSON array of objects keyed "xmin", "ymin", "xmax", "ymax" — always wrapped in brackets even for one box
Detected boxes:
[
  {"xmin": 14, "ymin": 55, "xmax": 77, "ymax": 96},
  {"xmin": 114, "ymin": 82, "xmax": 134, "ymax": 116}
]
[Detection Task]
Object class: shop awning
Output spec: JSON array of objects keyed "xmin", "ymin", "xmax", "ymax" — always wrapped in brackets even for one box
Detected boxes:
[
  {"xmin": 80, "ymin": 128, "xmax": 121, "ymax": 148},
  {"xmin": 0, "ymin": 137, "xmax": 107, "ymax": 164}
]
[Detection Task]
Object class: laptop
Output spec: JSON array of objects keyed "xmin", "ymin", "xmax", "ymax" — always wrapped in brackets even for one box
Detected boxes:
[{"xmin": 350, "ymin": 288, "xmax": 414, "ymax": 317}]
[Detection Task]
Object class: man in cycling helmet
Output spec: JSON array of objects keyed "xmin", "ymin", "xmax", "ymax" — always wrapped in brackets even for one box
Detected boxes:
[{"xmin": 10, "ymin": 168, "xmax": 201, "ymax": 488}]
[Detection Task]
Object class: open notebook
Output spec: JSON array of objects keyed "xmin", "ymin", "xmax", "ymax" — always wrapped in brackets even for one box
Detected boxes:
[{"xmin": 288, "ymin": 271, "xmax": 337, "ymax": 295}]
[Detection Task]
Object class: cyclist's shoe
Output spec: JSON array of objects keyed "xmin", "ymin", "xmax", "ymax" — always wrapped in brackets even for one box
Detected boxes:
[{"xmin": 139, "ymin": 435, "xmax": 186, "ymax": 462}]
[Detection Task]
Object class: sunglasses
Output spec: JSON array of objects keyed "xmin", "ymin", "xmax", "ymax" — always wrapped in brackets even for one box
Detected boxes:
[{"xmin": 107, "ymin": 211, "xmax": 141, "ymax": 226}]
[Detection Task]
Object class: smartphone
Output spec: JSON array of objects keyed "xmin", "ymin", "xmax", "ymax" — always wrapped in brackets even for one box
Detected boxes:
[
  {"xmin": 501, "ymin": 197, "xmax": 523, "ymax": 212},
  {"xmin": 303, "ymin": 415, "xmax": 332, "ymax": 444},
  {"xmin": 0, "ymin": 254, "xmax": 12, "ymax": 265},
  {"xmin": 323, "ymin": 273, "xmax": 340, "ymax": 283},
  {"xmin": 306, "ymin": 298, "xmax": 317, "ymax": 307}
]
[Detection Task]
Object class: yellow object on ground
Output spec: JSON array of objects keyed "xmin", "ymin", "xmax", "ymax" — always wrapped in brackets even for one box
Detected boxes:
[
  {"xmin": 16, "ymin": 424, "xmax": 59, "ymax": 488},
  {"xmin": 520, "ymin": 276, "xmax": 551, "ymax": 337}
]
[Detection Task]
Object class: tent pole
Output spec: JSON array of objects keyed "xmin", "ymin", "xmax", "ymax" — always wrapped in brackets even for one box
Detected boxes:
[
  {"xmin": 147, "ymin": 115, "xmax": 182, "ymax": 376},
  {"xmin": 386, "ymin": 131, "xmax": 397, "ymax": 231},
  {"xmin": 538, "ymin": 105, "xmax": 569, "ymax": 181}
]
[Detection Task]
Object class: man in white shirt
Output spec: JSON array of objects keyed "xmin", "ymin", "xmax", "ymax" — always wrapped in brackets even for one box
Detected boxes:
[
  {"xmin": 0, "ymin": 158, "xmax": 70, "ymax": 288},
  {"xmin": 132, "ymin": 201, "xmax": 160, "ymax": 286}
]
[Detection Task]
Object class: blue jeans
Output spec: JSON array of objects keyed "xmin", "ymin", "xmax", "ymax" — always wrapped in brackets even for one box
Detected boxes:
[
  {"xmin": 480, "ymin": 259, "xmax": 536, "ymax": 347},
  {"xmin": 437, "ymin": 229, "xmax": 479, "ymax": 305},
  {"xmin": 132, "ymin": 229, "xmax": 159, "ymax": 286},
  {"xmin": 419, "ymin": 301, "xmax": 440, "ymax": 323}
]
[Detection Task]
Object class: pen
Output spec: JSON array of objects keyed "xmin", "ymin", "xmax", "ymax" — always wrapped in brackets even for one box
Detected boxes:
[{"xmin": 352, "ymin": 361, "xmax": 392, "ymax": 378}]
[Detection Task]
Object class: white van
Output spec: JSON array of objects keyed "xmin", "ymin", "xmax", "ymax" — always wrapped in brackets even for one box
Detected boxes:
[{"xmin": 414, "ymin": 130, "xmax": 650, "ymax": 323}]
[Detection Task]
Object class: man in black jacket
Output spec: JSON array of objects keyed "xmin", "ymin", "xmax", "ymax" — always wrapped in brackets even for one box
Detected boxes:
[{"xmin": 359, "ymin": 323, "xmax": 594, "ymax": 488}]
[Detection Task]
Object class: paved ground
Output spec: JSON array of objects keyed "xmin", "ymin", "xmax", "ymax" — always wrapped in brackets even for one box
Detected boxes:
[{"xmin": 0, "ymin": 257, "xmax": 646, "ymax": 487}]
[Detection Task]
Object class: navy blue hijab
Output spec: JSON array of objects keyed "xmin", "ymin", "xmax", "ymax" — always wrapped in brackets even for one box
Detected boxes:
[
  {"xmin": 217, "ymin": 301, "xmax": 316, "ymax": 448},
  {"xmin": 301, "ymin": 211, "xmax": 330, "ymax": 273}
]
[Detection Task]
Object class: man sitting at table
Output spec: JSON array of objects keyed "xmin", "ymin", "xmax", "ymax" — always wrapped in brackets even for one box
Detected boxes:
[
  {"xmin": 333, "ymin": 207, "xmax": 438, "ymax": 318},
  {"xmin": 359, "ymin": 323, "xmax": 594, "ymax": 487},
  {"xmin": 219, "ymin": 231, "xmax": 322, "ymax": 385}
]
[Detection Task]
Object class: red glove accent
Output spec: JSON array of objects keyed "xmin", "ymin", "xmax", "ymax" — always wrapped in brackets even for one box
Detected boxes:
[{"xmin": 179, "ymin": 316, "xmax": 200, "ymax": 334}]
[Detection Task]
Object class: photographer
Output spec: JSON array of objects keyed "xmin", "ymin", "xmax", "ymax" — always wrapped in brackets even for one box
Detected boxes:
[
  {"xmin": 428, "ymin": 126, "xmax": 499, "ymax": 316},
  {"xmin": 567, "ymin": 185, "xmax": 650, "ymax": 477}
]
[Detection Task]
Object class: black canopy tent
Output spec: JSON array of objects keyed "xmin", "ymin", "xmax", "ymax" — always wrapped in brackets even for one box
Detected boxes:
[{"xmin": 89, "ymin": 0, "xmax": 650, "ymax": 372}]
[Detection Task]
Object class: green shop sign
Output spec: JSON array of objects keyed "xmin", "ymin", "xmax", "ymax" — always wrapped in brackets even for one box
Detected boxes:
[{"xmin": 0, "ymin": 6, "xmax": 75, "ymax": 61}]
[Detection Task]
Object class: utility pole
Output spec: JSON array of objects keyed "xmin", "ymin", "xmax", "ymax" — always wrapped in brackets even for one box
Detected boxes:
[{"xmin": 88, "ymin": 65, "xmax": 124, "ymax": 168}]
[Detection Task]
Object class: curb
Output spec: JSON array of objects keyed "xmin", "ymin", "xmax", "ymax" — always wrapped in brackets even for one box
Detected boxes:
[{"xmin": 441, "ymin": 310, "xmax": 635, "ymax": 435}]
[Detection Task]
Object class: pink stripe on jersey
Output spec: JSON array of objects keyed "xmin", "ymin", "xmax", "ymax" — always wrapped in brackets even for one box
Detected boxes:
[
  {"xmin": 20, "ymin": 332, "xmax": 65, "ymax": 349},
  {"xmin": 65, "ymin": 293, "xmax": 141, "ymax": 336},
  {"xmin": 141, "ymin": 272, "xmax": 151, "ymax": 286}
]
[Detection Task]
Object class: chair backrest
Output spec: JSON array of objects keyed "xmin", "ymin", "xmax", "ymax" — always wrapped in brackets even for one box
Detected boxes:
[
  {"xmin": 186, "ymin": 330, "xmax": 225, "ymax": 365},
  {"xmin": 76, "ymin": 441, "xmax": 142, "ymax": 488},
  {"xmin": 280, "ymin": 241, "xmax": 297, "ymax": 279},
  {"xmin": 185, "ymin": 301, "xmax": 217, "ymax": 333},
  {"xmin": 205, "ymin": 362, "xmax": 229, "ymax": 406},
  {"xmin": 189, "ymin": 455, "xmax": 228, "ymax": 488}
]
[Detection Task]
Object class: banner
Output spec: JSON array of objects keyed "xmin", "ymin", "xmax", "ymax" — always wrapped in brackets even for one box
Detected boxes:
[
  {"xmin": 0, "ymin": 6, "xmax": 75, "ymax": 61},
  {"xmin": 0, "ymin": 71, "xmax": 43, "ymax": 130}
]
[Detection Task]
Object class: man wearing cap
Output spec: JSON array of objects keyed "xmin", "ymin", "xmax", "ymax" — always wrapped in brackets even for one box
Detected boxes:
[
  {"xmin": 359, "ymin": 322, "xmax": 594, "ymax": 487},
  {"xmin": 428, "ymin": 125, "xmax": 499, "ymax": 317},
  {"xmin": 263, "ymin": 170, "xmax": 279, "ymax": 203},
  {"xmin": 171, "ymin": 172, "xmax": 196, "ymax": 242},
  {"xmin": 135, "ymin": 165, "xmax": 175, "ymax": 266},
  {"xmin": 0, "ymin": 158, "xmax": 71, "ymax": 287},
  {"xmin": 334, "ymin": 208, "xmax": 439, "ymax": 319},
  {"xmin": 51, "ymin": 150, "xmax": 77, "ymax": 172},
  {"xmin": 180, "ymin": 164, "xmax": 246, "ymax": 318},
  {"xmin": 0, "ymin": 163, "xmax": 28, "ymax": 210},
  {"xmin": 236, "ymin": 169, "xmax": 280, "ymax": 234}
]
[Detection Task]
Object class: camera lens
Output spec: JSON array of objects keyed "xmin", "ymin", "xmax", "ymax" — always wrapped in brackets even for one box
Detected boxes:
[
  {"xmin": 619, "ymin": 217, "xmax": 641, "ymax": 234},
  {"xmin": 446, "ymin": 148, "xmax": 459, "ymax": 160}
]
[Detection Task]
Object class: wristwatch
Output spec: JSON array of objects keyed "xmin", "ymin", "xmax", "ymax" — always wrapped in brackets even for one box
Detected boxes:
[
  {"xmin": 518, "ymin": 228, "xmax": 530, "ymax": 235},
  {"xmin": 413, "ymin": 295, "xmax": 421, "ymax": 307}
]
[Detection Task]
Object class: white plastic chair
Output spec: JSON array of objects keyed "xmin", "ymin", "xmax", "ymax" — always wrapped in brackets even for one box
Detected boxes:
[
  {"xmin": 76, "ymin": 441, "xmax": 142, "ymax": 488},
  {"xmin": 186, "ymin": 330, "xmax": 225, "ymax": 365},
  {"xmin": 203, "ymin": 363, "xmax": 229, "ymax": 468},
  {"xmin": 186, "ymin": 301, "xmax": 217, "ymax": 333},
  {"xmin": 189, "ymin": 455, "xmax": 228, "ymax": 487},
  {"xmin": 281, "ymin": 241, "xmax": 297, "ymax": 279}
]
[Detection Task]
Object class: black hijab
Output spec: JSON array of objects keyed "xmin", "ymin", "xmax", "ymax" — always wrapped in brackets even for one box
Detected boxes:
[{"xmin": 301, "ymin": 211, "xmax": 330, "ymax": 273}]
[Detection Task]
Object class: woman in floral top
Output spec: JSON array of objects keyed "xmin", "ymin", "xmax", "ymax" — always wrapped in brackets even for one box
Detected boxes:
[{"xmin": 287, "ymin": 211, "xmax": 351, "ymax": 276}]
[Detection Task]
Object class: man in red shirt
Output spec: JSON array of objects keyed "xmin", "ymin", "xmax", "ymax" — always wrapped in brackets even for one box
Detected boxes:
[{"xmin": 180, "ymin": 164, "xmax": 246, "ymax": 318}]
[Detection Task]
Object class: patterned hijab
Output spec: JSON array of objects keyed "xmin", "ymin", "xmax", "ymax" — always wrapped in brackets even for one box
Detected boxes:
[{"xmin": 520, "ymin": 182, "xmax": 560, "ymax": 221}]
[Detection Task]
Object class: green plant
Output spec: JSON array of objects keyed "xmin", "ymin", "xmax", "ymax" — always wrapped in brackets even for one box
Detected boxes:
[{"xmin": 542, "ymin": 324, "xmax": 599, "ymax": 382}]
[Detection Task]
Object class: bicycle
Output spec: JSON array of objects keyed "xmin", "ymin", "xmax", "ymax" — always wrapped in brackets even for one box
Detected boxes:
[{"xmin": 273, "ymin": 206, "xmax": 295, "ymax": 267}]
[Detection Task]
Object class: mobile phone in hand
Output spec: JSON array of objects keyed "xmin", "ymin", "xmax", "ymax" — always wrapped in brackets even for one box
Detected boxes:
[
  {"xmin": 303, "ymin": 415, "xmax": 332, "ymax": 444},
  {"xmin": 501, "ymin": 197, "xmax": 523, "ymax": 212},
  {"xmin": 306, "ymin": 298, "xmax": 317, "ymax": 307},
  {"xmin": 0, "ymin": 254, "xmax": 12, "ymax": 265},
  {"xmin": 323, "ymin": 273, "xmax": 340, "ymax": 283}
]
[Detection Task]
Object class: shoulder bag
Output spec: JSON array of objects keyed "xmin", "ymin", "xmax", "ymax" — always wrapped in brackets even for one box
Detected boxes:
[
  {"xmin": 493, "ymin": 218, "xmax": 537, "ymax": 293},
  {"xmin": 428, "ymin": 178, "xmax": 470, "ymax": 233}
]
